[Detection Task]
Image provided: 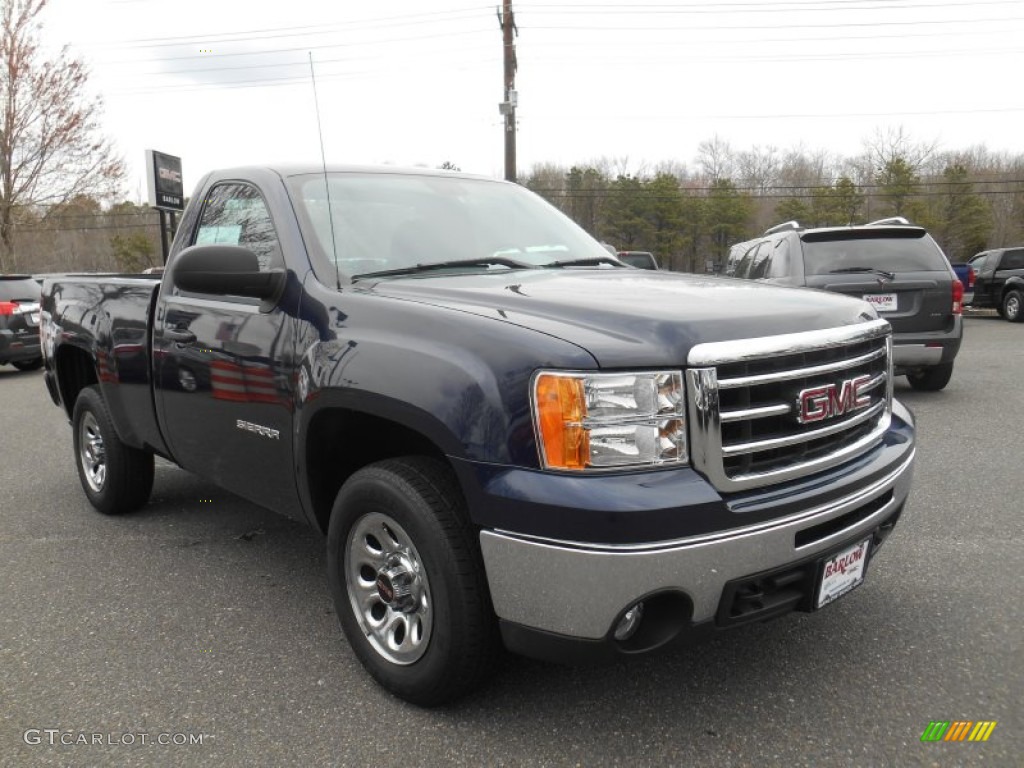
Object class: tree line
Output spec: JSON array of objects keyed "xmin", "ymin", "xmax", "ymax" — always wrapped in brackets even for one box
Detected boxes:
[{"xmin": 522, "ymin": 130, "xmax": 1024, "ymax": 272}]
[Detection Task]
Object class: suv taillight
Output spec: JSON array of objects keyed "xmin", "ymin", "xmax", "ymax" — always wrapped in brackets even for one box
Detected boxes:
[
  {"xmin": 0, "ymin": 301, "xmax": 17, "ymax": 315},
  {"xmin": 952, "ymin": 279, "xmax": 964, "ymax": 315}
]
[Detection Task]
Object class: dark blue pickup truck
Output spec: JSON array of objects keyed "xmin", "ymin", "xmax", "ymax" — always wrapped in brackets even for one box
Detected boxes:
[{"xmin": 41, "ymin": 166, "xmax": 916, "ymax": 705}]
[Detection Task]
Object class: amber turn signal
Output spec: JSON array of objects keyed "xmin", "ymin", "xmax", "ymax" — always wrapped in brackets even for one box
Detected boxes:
[{"xmin": 533, "ymin": 374, "xmax": 589, "ymax": 469}]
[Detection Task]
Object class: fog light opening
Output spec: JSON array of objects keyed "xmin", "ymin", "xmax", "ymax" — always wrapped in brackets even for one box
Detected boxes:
[{"xmin": 613, "ymin": 602, "xmax": 645, "ymax": 642}]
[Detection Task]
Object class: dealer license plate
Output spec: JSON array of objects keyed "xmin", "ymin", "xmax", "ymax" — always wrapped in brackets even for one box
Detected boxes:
[
  {"xmin": 862, "ymin": 293, "xmax": 897, "ymax": 312},
  {"xmin": 816, "ymin": 538, "xmax": 871, "ymax": 609}
]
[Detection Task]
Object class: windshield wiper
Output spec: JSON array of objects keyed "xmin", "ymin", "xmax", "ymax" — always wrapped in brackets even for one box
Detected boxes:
[
  {"xmin": 352, "ymin": 257, "xmax": 532, "ymax": 280},
  {"xmin": 828, "ymin": 266, "xmax": 897, "ymax": 280},
  {"xmin": 542, "ymin": 256, "xmax": 625, "ymax": 268}
]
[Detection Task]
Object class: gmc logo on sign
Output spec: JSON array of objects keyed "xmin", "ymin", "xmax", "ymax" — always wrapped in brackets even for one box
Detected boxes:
[{"xmin": 796, "ymin": 374, "xmax": 873, "ymax": 424}]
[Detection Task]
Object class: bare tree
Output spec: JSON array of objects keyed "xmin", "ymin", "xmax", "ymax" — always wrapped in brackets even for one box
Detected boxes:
[
  {"xmin": 696, "ymin": 135, "xmax": 734, "ymax": 183},
  {"xmin": 0, "ymin": 0, "xmax": 124, "ymax": 272},
  {"xmin": 735, "ymin": 145, "xmax": 780, "ymax": 194},
  {"xmin": 862, "ymin": 125, "xmax": 939, "ymax": 176}
]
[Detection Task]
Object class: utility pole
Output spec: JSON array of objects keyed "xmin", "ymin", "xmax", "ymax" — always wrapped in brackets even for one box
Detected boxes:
[{"xmin": 498, "ymin": 0, "xmax": 517, "ymax": 182}]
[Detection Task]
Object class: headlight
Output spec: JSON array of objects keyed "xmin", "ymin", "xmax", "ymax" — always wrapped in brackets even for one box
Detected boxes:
[{"xmin": 531, "ymin": 370, "xmax": 687, "ymax": 471}]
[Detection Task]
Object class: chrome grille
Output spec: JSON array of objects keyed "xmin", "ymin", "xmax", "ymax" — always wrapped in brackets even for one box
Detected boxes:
[{"xmin": 686, "ymin": 319, "xmax": 893, "ymax": 492}]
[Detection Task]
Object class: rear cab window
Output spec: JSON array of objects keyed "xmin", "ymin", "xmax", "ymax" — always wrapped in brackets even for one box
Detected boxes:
[
  {"xmin": 999, "ymin": 249, "xmax": 1024, "ymax": 270},
  {"xmin": 0, "ymin": 278, "xmax": 41, "ymax": 302}
]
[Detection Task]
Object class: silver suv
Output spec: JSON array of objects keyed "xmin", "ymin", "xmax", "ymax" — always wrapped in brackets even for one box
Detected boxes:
[{"xmin": 726, "ymin": 218, "xmax": 963, "ymax": 391}]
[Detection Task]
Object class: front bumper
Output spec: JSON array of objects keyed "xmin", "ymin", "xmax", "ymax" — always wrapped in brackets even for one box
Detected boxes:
[{"xmin": 476, "ymin": 401, "xmax": 915, "ymax": 660}]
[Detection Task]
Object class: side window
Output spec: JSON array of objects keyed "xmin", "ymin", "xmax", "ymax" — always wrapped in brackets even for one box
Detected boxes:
[
  {"xmin": 194, "ymin": 183, "xmax": 282, "ymax": 272},
  {"xmin": 726, "ymin": 242, "xmax": 750, "ymax": 276},
  {"xmin": 1000, "ymin": 249, "xmax": 1024, "ymax": 270},
  {"xmin": 768, "ymin": 237, "xmax": 791, "ymax": 278},
  {"xmin": 734, "ymin": 241, "xmax": 761, "ymax": 279},
  {"xmin": 749, "ymin": 241, "xmax": 774, "ymax": 279}
]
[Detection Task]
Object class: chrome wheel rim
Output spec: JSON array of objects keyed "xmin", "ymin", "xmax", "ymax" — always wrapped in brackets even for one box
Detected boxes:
[
  {"xmin": 1007, "ymin": 295, "xmax": 1020, "ymax": 320},
  {"xmin": 79, "ymin": 412, "xmax": 106, "ymax": 492},
  {"xmin": 345, "ymin": 512, "xmax": 432, "ymax": 665}
]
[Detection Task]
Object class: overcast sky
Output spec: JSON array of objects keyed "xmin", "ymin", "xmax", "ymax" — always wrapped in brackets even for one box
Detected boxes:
[{"xmin": 43, "ymin": 0, "xmax": 1024, "ymax": 199}]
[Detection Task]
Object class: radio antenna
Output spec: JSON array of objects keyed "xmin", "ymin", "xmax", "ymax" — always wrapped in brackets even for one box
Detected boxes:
[{"xmin": 309, "ymin": 52, "xmax": 341, "ymax": 289}]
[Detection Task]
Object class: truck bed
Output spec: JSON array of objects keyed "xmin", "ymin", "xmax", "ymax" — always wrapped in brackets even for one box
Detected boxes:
[{"xmin": 41, "ymin": 274, "xmax": 167, "ymax": 455}]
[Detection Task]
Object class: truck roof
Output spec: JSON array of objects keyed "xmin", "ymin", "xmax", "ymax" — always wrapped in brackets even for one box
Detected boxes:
[{"xmin": 209, "ymin": 164, "xmax": 504, "ymax": 184}]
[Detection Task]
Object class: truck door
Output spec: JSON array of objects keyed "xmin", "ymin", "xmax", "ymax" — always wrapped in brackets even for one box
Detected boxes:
[{"xmin": 153, "ymin": 181, "xmax": 301, "ymax": 518}]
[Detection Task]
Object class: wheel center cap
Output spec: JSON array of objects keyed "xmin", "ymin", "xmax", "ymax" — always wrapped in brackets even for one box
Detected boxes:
[
  {"xmin": 375, "ymin": 561, "xmax": 416, "ymax": 612},
  {"xmin": 376, "ymin": 573, "xmax": 396, "ymax": 604}
]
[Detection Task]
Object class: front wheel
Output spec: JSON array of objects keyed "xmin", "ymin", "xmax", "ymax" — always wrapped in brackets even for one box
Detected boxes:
[
  {"xmin": 906, "ymin": 362, "xmax": 954, "ymax": 392},
  {"xmin": 1003, "ymin": 289, "xmax": 1023, "ymax": 323},
  {"xmin": 72, "ymin": 386, "xmax": 154, "ymax": 514},
  {"xmin": 326, "ymin": 457, "xmax": 498, "ymax": 706}
]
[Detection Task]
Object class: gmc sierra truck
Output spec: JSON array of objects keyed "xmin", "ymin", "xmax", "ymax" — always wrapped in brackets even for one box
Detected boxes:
[{"xmin": 41, "ymin": 166, "xmax": 916, "ymax": 706}]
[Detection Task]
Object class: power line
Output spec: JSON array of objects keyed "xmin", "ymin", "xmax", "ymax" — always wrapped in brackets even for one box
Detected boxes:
[
  {"xmin": 89, "ymin": 7, "xmax": 490, "ymax": 48},
  {"xmin": 105, "ymin": 44, "xmax": 494, "ymax": 79},
  {"xmin": 519, "ymin": 0, "xmax": 1022, "ymax": 13},
  {"xmin": 524, "ymin": 14, "xmax": 1024, "ymax": 32},
  {"xmin": 524, "ymin": 106, "xmax": 1024, "ymax": 121},
  {"xmin": 521, "ymin": 0, "xmax": 1018, "ymax": 9},
  {"xmin": 97, "ymin": 27, "xmax": 494, "ymax": 65}
]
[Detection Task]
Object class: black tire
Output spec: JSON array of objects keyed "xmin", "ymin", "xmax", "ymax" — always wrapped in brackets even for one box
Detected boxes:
[
  {"xmin": 326, "ymin": 456, "xmax": 498, "ymax": 706},
  {"xmin": 1003, "ymin": 289, "xmax": 1024, "ymax": 323},
  {"xmin": 906, "ymin": 362, "xmax": 954, "ymax": 392},
  {"xmin": 11, "ymin": 358, "xmax": 42, "ymax": 371},
  {"xmin": 72, "ymin": 385, "xmax": 154, "ymax": 514}
]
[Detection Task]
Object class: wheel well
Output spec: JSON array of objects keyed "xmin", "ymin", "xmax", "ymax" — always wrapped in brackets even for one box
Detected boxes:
[
  {"xmin": 55, "ymin": 345, "xmax": 98, "ymax": 418},
  {"xmin": 304, "ymin": 409, "xmax": 450, "ymax": 534}
]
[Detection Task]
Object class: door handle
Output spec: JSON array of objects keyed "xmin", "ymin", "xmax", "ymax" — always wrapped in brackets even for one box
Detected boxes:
[{"xmin": 166, "ymin": 326, "xmax": 197, "ymax": 345}]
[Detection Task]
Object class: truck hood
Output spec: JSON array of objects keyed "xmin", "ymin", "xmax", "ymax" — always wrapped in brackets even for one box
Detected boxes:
[{"xmin": 367, "ymin": 269, "xmax": 879, "ymax": 368}]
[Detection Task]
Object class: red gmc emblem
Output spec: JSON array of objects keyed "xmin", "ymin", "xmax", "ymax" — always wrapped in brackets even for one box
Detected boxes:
[{"xmin": 796, "ymin": 374, "xmax": 873, "ymax": 424}]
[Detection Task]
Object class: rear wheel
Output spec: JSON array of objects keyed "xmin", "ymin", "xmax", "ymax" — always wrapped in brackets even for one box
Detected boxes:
[
  {"xmin": 1003, "ymin": 289, "xmax": 1023, "ymax": 323},
  {"xmin": 907, "ymin": 362, "xmax": 954, "ymax": 392},
  {"xmin": 326, "ymin": 456, "xmax": 498, "ymax": 706},
  {"xmin": 12, "ymin": 358, "xmax": 42, "ymax": 371},
  {"xmin": 72, "ymin": 386, "xmax": 154, "ymax": 514}
]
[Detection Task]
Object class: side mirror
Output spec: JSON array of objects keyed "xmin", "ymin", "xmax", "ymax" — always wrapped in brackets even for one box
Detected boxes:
[{"xmin": 171, "ymin": 244, "xmax": 285, "ymax": 310}]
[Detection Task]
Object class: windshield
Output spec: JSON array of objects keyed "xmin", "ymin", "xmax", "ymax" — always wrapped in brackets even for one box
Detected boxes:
[
  {"xmin": 286, "ymin": 172, "xmax": 613, "ymax": 280},
  {"xmin": 801, "ymin": 231, "xmax": 948, "ymax": 275}
]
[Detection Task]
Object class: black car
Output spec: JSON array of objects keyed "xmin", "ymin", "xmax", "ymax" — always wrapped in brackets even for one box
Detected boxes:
[
  {"xmin": 726, "ymin": 218, "xmax": 963, "ymax": 391},
  {"xmin": 967, "ymin": 246, "xmax": 1024, "ymax": 322},
  {"xmin": 0, "ymin": 275, "xmax": 42, "ymax": 370}
]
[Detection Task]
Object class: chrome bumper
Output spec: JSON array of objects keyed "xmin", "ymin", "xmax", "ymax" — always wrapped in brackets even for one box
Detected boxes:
[{"xmin": 480, "ymin": 446, "xmax": 914, "ymax": 641}]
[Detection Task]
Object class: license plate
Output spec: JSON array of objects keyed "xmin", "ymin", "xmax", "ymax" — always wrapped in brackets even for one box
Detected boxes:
[
  {"xmin": 816, "ymin": 538, "xmax": 871, "ymax": 609},
  {"xmin": 862, "ymin": 293, "xmax": 897, "ymax": 312},
  {"xmin": 28, "ymin": 312, "xmax": 40, "ymax": 325}
]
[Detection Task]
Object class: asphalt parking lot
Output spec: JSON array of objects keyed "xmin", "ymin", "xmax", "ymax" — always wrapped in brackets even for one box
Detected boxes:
[{"xmin": 1, "ymin": 315, "xmax": 1021, "ymax": 768}]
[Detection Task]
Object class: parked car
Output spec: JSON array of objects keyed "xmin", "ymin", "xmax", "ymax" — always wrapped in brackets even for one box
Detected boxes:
[
  {"xmin": 42, "ymin": 165, "xmax": 915, "ymax": 705},
  {"xmin": 0, "ymin": 275, "xmax": 42, "ymax": 371},
  {"xmin": 967, "ymin": 247, "xmax": 1024, "ymax": 322},
  {"xmin": 726, "ymin": 217, "xmax": 963, "ymax": 391},
  {"xmin": 617, "ymin": 250, "xmax": 658, "ymax": 269}
]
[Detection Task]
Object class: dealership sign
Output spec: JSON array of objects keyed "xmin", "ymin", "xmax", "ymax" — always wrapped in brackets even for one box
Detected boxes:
[{"xmin": 145, "ymin": 150, "xmax": 184, "ymax": 211}]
